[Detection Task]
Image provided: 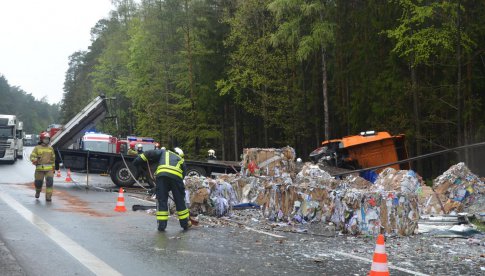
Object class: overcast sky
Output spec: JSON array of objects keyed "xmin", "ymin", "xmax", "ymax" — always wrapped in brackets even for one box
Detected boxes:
[{"xmin": 0, "ymin": 0, "xmax": 114, "ymax": 104}]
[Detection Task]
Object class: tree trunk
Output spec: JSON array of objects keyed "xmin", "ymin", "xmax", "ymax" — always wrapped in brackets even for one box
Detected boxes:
[
  {"xmin": 411, "ymin": 64, "xmax": 422, "ymax": 173},
  {"xmin": 456, "ymin": 0, "xmax": 464, "ymax": 162},
  {"xmin": 321, "ymin": 48, "xmax": 330, "ymax": 140},
  {"xmin": 184, "ymin": 0, "xmax": 197, "ymax": 156},
  {"xmin": 233, "ymin": 105, "xmax": 238, "ymax": 161}
]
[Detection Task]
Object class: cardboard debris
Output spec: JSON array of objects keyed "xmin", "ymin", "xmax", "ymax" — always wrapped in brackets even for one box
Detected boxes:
[
  {"xmin": 182, "ymin": 161, "xmax": 429, "ymax": 236},
  {"xmin": 181, "ymin": 158, "xmax": 484, "ymax": 237},
  {"xmin": 242, "ymin": 147, "xmax": 296, "ymax": 176}
]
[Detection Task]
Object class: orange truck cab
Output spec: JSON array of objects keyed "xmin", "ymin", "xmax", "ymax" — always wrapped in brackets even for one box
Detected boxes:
[{"xmin": 309, "ymin": 131, "xmax": 409, "ymax": 172}]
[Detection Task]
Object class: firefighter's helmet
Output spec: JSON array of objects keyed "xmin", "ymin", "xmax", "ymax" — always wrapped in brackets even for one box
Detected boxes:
[
  {"xmin": 174, "ymin": 147, "xmax": 184, "ymax": 157},
  {"xmin": 129, "ymin": 141, "xmax": 136, "ymax": 149},
  {"xmin": 137, "ymin": 144, "xmax": 143, "ymax": 150},
  {"xmin": 40, "ymin": 131, "xmax": 50, "ymax": 141}
]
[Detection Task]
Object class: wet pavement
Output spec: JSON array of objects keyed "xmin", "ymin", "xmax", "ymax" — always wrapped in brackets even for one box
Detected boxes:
[{"xmin": 0, "ymin": 147, "xmax": 483, "ymax": 275}]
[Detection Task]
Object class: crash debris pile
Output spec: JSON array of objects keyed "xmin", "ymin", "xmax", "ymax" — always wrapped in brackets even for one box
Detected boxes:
[
  {"xmin": 422, "ymin": 162, "xmax": 484, "ymax": 216},
  {"xmin": 183, "ymin": 159, "xmax": 426, "ymax": 236},
  {"xmin": 242, "ymin": 147, "xmax": 296, "ymax": 177}
]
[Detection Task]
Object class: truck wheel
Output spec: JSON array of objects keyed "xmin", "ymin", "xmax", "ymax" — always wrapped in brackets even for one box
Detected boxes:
[
  {"xmin": 110, "ymin": 162, "xmax": 136, "ymax": 187},
  {"xmin": 186, "ymin": 166, "xmax": 206, "ymax": 177}
]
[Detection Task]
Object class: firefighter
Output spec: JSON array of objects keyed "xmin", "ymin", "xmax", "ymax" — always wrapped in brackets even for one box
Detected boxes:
[
  {"xmin": 133, "ymin": 147, "xmax": 191, "ymax": 231},
  {"xmin": 154, "ymin": 142, "xmax": 161, "ymax": 150},
  {"xmin": 127, "ymin": 142, "xmax": 138, "ymax": 155},
  {"xmin": 136, "ymin": 143, "xmax": 144, "ymax": 154},
  {"xmin": 208, "ymin": 149, "xmax": 217, "ymax": 160},
  {"xmin": 30, "ymin": 132, "xmax": 56, "ymax": 201}
]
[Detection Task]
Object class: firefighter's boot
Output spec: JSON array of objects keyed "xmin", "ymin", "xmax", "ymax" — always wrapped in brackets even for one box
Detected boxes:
[
  {"xmin": 157, "ymin": 220, "xmax": 167, "ymax": 232},
  {"xmin": 182, "ymin": 219, "xmax": 192, "ymax": 231},
  {"xmin": 46, "ymin": 188, "xmax": 53, "ymax": 202},
  {"xmin": 35, "ymin": 189, "xmax": 41, "ymax": 199}
]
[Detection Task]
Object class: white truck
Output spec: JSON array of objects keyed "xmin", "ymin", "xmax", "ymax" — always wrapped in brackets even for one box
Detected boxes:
[{"xmin": 0, "ymin": 115, "xmax": 24, "ymax": 162}]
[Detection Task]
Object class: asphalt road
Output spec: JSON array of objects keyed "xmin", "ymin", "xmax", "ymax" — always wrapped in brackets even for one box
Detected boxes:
[{"xmin": 0, "ymin": 147, "xmax": 481, "ymax": 275}]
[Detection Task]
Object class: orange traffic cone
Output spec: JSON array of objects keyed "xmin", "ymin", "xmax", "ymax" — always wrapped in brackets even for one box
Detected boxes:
[
  {"xmin": 369, "ymin": 234, "xmax": 389, "ymax": 276},
  {"xmin": 114, "ymin": 188, "xmax": 127, "ymax": 212},
  {"xmin": 65, "ymin": 168, "xmax": 72, "ymax": 182},
  {"xmin": 56, "ymin": 170, "xmax": 61, "ymax": 177}
]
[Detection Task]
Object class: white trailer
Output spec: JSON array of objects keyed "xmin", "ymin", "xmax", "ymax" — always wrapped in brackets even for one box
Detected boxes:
[{"xmin": 0, "ymin": 115, "xmax": 23, "ymax": 162}]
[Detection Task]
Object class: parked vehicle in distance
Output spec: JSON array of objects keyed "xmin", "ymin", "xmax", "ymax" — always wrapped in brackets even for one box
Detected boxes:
[
  {"xmin": 24, "ymin": 134, "xmax": 35, "ymax": 146},
  {"xmin": 0, "ymin": 115, "xmax": 23, "ymax": 162}
]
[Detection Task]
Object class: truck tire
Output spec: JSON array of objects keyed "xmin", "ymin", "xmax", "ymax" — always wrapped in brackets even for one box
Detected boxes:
[
  {"xmin": 110, "ymin": 161, "xmax": 136, "ymax": 187},
  {"xmin": 186, "ymin": 166, "xmax": 206, "ymax": 177}
]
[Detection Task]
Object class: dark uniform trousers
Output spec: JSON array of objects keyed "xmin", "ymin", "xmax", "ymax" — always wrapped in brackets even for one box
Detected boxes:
[{"xmin": 156, "ymin": 176, "xmax": 189, "ymax": 230}]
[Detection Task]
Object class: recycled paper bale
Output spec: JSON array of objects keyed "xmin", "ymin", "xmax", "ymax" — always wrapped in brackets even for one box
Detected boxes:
[
  {"xmin": 184, "ymin": 176, "xmax": 214, "ymax": 215},
  {"xmin": 342, "ymin": 175, "xmax": 373, "ymax": 190},
  {"xmin": 374, "ymin": 168, "xmax": 423, "ymax": 194},
  {"xmin": 420, "ymin": 185, "xmax": 448, "ymax": 215},
  {"xmin": 242, "ymin": 147, "xmax": 296, "ymax": 176},
  {"xmin": 432, "ymin": 162, "xmax": 484, "ymax": 215},
  {"xmin": 297, "ymin": 163, "xmax": 333, "ymax": 179},
  {"xmin": 330, "ymin": 189, "xmax": 419, "ymax": 236}
]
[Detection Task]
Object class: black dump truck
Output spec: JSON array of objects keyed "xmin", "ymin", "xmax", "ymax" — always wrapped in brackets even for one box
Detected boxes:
[{"xmin": 51, "ymin": 95, "xmax": 240, "ymax": 187}]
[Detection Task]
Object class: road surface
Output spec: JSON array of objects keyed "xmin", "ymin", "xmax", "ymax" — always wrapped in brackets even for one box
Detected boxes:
[{"xmin": 0, "ymin": 147, "xmax": 481, "ymax": 275}]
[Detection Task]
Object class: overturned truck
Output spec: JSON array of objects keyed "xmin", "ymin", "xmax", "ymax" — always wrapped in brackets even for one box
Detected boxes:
[
  {"xmin": 309, "ymin": 131, "xmax": 410, "ymax": 172},
  {"xmin": 51, "ymin": 95, "xmax": 240, "ymax": 187}
]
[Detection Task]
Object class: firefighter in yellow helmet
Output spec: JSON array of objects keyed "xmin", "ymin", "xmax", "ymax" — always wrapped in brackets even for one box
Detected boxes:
[
  {"xmin": 133, "ymin": 147, "xmax": 191, "ymax": 231},
  {"xmin": 30, "ymin": 131, "xmax": 56, "ymax": 201}
]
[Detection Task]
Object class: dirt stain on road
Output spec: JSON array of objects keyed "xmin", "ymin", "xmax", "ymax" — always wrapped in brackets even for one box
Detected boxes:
[{"xmin": 24, "ymin": 183, "xmax": 112, "ymax": 217}]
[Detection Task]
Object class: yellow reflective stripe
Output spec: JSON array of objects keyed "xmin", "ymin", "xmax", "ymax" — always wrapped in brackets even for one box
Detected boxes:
[
  {"xmin": 177, "ymin": 209, "xmax": 189, "ymax": 219},
  {"xmin": 165, "ymin": 151, "xmax": 170, "ymax": 166},
  {"xmin": 178, "ymin": 213, "xmax": 189, "ymax": 220},
  {"xmin": 177, "ymin": 209, "xmax": 189, "ymax": 215},
  {"xmin": 36, "ymin": 165, "xmax": 54, "ymax": 170},
  {"xmin": 156, "ymin": 216, "xmax": 168, "ymax": 221},
  {"xmin": 37, "ymin": 148, "xmax": 53, "ymax": 154},
  {"xmin": 155, "ymin": 168, "xmax": 183, "ymax": 178},
  {"xmin": 156, "ymin": 211, "xmax": 169, "ymax": 215},
  {"xmin": 140, "ymin": 154, "xmax": 147, "ymax": 162}
]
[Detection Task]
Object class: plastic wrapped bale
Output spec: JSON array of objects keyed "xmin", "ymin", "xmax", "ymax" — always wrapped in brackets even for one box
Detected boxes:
[
  {"xmin": 374, "ymin": 168, "xmax": 424, "ymax": 195},
  {"xmin": 210, "ymin": 179, "xmax": 238, "ymax": 217},
  {"xmin": 242, "ymin": 147, "xmax": 296, "ymax": 176},
  {"xmin": 432, "ymin": 162, "xmax": 484, "ymax": 215}
]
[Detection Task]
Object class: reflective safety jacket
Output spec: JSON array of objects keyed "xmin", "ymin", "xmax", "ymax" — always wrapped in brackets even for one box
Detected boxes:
[
  {"xmin": 30, "ymin": 144, "xmax": 55, "ymax": 171},
  {"xmin": 133, "ymin": 149, "xmax": 186, "ymax": 180}
]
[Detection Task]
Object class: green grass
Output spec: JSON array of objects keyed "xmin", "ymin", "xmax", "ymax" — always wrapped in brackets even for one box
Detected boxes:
[{"xmin": 470, "ymin": 217, "xmax": 485, "ymax": 232}]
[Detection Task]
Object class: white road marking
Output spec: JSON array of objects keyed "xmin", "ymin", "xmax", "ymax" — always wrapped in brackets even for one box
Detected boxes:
[
  {"xmin": 0, "ymin": 192, "xmax": 122, "ymax": 276},
  {"xmin": 244, "ymin": 226, "xmax": 286, "ymax": 238},
  {"xmin": 332, "ymin": 250, "xmax": 430, "ymax": 276}
]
